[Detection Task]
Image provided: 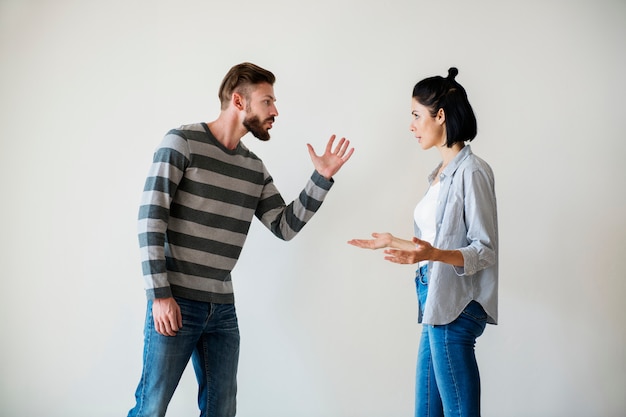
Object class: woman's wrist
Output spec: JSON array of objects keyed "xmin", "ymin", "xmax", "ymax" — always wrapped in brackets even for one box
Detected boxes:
[{"xmin": 432, "ymin": 248, "xmax": 464, "ymax": 267}]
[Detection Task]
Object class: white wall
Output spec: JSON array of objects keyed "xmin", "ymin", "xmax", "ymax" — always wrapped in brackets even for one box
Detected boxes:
[{"xmin": 1, "ymin": 1, "xmax": 624, "ymax": 416}]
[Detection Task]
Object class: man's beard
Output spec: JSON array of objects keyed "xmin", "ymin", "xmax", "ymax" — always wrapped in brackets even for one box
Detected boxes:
[{"xmin": 243, "ymin": 114, "xmax": 273, "ymax": 141}]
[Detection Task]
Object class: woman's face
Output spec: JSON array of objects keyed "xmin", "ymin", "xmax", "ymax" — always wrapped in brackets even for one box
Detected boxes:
[{"xmin": 409, "ymin": 98, "xmax": 446, "ymax": 150}]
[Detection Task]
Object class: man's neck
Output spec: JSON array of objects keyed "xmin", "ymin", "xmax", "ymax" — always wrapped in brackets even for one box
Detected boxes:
[{"xmin": 206, "ymin": 112, "xmax": 247, "ymax": 150}]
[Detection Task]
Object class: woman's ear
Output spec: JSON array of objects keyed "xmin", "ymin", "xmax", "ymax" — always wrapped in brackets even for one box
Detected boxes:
[{"xmin": 436, "ymin": 108, "xmax": 446, "ymax": 125}]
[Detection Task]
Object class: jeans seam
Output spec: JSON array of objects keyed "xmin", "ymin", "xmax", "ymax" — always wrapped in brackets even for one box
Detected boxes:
[
  {"xmin": 426, "ymin": 357, "xmax": 431, "ymax": 417},
  {"xmin": 202, "ymin": 335, "xmax": 211, "ymax": 415},
  {"xmin": 135, "ymin": 310, "xmax": 153, "ymax": 417},
  {"xmin": 202, "ymin": 304, "xmax": 212, "ymax": 415},
  {"xmin": 444, "ymin": 326, "xmax": 462, "ymax": 417}
]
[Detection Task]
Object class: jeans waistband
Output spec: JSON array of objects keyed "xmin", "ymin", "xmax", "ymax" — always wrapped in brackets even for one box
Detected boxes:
[{"xmin": 416, "ymin": 264, "xmax": 429, "ymax": 285}]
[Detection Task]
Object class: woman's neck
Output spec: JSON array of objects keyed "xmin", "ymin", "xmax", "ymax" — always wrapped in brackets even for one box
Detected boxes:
[{"xmin": 439, "ymin": 142, "xmax": 465, "ymax": 168}]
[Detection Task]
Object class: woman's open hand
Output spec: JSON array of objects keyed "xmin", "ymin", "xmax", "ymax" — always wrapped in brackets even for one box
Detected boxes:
[{"xmin": 347, "ymin": 232, "xmax": 394, "ymax": 250}]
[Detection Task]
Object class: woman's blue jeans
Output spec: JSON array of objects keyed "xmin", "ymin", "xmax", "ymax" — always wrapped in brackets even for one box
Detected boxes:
[
  {"xmin": 415, "ymin": 265, "xmax": 487, "ymax": 417},
  {"xmin": 128, "ymin": 297, "xmax": 240, "ymax": 417}
]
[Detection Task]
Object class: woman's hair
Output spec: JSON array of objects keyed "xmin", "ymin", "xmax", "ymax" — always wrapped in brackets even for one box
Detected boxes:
[
  {"xmin": 412, "ymin": 67, "xmax": 477, "ymax": 147},
  {"xmin": 218, "ymin": 62, "xmax": 276, "ymax": 110}
]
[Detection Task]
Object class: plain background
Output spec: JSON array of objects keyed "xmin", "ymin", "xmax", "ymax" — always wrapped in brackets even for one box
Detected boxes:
[{"xmin": 1, "ymin": 1, "xmax": 624, "ymax": 416}]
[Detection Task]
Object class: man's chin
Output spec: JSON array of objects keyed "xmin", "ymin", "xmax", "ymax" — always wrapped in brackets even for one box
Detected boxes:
[
  {"xmin": 251, "ymin": 130, "xmax": 270, "ymax": 142},
  {"xmin": 243, "ymin": 118, "xmax": 271, "ymax": 141}
]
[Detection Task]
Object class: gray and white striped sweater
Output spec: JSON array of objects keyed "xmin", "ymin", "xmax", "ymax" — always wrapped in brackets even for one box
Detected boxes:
[{"xmin": 138, "ymin": 123, "xmax": 333, "ymax": 303}]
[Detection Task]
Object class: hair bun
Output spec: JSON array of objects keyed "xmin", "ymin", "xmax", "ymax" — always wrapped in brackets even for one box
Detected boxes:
[{"xmin": 447, "ymin": 67, "xmax": 459, "ymax": 80}]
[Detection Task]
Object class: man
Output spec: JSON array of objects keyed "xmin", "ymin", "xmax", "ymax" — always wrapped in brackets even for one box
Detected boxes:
[{"xmin": 128, "ymin": 62, "xmax": 354, "ymax": 417}]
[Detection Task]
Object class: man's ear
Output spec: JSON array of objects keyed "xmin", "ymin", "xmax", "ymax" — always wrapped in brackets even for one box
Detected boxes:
[
  {"xmin": 436, "ymin": 108, "xmax": 446, "ymax": 125},
  {"xmin": 232, "ymin": 92, "xmax": 245, "ymax": 111}
]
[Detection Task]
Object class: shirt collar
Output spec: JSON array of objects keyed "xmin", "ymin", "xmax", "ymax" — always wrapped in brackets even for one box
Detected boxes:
[{"xmin": 428, "ymin": 145, "xmax": 473, "ymax": 183}]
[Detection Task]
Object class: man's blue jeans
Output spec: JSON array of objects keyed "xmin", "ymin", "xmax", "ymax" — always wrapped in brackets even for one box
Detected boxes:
[
  {"xmin": 415, "ymin": 265, "xmax": 488, "ymax": 417},
  {"xmin": 128, "ymin": 297, "xmax": 240, "ymax": 417}
]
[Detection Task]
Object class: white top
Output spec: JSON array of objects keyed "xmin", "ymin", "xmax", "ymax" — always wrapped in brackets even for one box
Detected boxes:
[{"xmin": 414, "ymin": 182, "xmax": 440, "ymax": 267}]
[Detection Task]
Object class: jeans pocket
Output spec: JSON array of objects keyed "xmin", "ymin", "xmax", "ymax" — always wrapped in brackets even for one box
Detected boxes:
[{"xmin": 462, "ymin": 300, "xmax": 488, "ymax": 322}]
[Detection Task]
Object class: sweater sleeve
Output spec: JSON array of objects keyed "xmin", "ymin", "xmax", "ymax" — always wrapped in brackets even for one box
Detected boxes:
[
  {"xmin": 137, "ymin": 131, "xmax": 190, "ymax": 299},
  {"xmin": 255, "ymin": 169, "xmax": 334, "ymax": 241}
]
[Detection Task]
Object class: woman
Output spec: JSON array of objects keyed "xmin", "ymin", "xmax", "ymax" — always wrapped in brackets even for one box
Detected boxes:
[{"xmin": 348, "ymin": 67, "xmax": 498, "ymax": 417}]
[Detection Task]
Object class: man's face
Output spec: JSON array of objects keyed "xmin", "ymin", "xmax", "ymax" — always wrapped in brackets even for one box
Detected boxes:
[{"xmin": 242, "ymin": 83, "xmax": 278, "ymax": 141}]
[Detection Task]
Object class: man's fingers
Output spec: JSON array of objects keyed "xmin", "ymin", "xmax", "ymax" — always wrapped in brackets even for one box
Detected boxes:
[
  {"xmin": 154, "ymin": 314, "xmax": 180, "ymax": 336},
  {"xmin": 152, "ymin": 297, "xmax": 182, "ymax": 336},
  {"xmin": 333, "ymin": 137, "xmax": 347, "ymax": 154},
  {"xmin": 168, "ymin": 317, "xmax": 179, "ymax": 333},
  {"xmin": 155, "ymin": 319, "xmax": 167, "ymax": 336},
  {"xmin": 157, "ymin": 318, "xmax": 177, "ymax": 336},
  {"xmin": 176, "ymin": 308, "xmax": 183, "ymax": 329},
  {"xmin": 342, "ymin": 146, "xmax": 355, "ymax": 162},
  {"xmin": 325, "ymin": 134, "xmax": 337, "ymax": 153}
]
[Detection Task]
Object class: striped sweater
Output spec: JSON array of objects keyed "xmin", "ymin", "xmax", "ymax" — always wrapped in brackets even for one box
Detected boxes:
[{"xmin": 138, "ymin": 123, "xmax": 334, "ymax": 303}]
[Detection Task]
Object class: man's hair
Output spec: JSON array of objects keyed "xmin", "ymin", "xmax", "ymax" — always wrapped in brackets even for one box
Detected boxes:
[
  {"xmin": 218, "ymin": 62, "xmax": 276, "ymax": 110},
  {"xmin": 412, "ymin": 67, "xmax": 477, "ymax": 147}
]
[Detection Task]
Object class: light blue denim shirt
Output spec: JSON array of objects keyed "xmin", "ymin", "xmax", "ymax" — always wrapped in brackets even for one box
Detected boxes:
[{"xmin": 415, "ymin": 145, "xmax": 498, "ymax": 325}]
